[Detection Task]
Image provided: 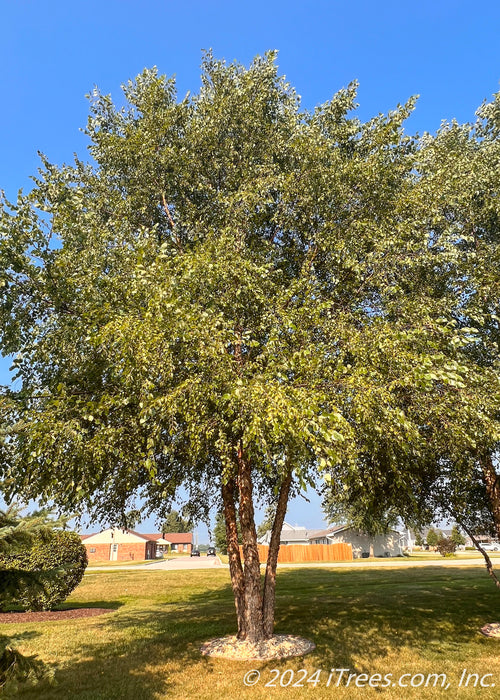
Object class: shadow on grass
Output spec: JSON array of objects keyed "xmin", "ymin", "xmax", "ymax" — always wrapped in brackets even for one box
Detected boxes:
[
  {"xmin": 57, "ymin": 600, "xmax": 124, "ymax": 612},
  {"xmin": 11, "ymin": 566, "xmax": 500, "ymax": 699},
  {"xmin": 2, "ymin": 600, "xmax": 124, "ymax": 615},
  {"xmin": 272, "ymin": 566, "xmax": 498, "ymax": 677}
]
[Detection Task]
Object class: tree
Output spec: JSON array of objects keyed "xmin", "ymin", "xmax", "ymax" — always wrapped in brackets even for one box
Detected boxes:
[
  {"xmin": 213, "ymin": 511, "xmax": 227, "ymax": 554},
  {"xmin": 161, "ymin": 510, "xmax": 192, "ymax": 534},
  {"xmin": 414, "ymin": 532, "xmax": 424, "ymax": 547},
  {"xmin": 123, "ymin": 509, "xmax": 142, "ymax": 529},
  {"xmin": 256, "ymin": 504, "xmax": 277, "ymax": 540},
  {"xmin": 409, "ymin": 97, "xmax": 500, "ymax": 544},
  {"xmin": 213, "ymin": 510, "xmax": 241, "ymax": 554},
  {"xmin": 321, "ymin": 91, "xmax": 500, "ymax": 585},
  {"xmin": 450, "ymin": 525, "xmax": 465, "ymax": 547},
  {"xmin": 1, "ymin": 52, "xmax": 489, "ymax": 642},
  {"xmin": 426, "ymin": 528, "xmax": 439, "ymax": 548}
]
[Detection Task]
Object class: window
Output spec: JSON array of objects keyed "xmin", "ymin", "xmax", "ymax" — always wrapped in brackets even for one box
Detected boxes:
[{"xmin": 90, "ymin": 548, "xmax": 96, "ymax": 553}]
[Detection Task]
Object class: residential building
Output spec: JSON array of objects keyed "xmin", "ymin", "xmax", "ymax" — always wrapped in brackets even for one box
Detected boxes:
[
  {"xmin": 259, "ymin": 521, "xmax": 404, "ymax": 558},
  {"xmin": 81, "ymin": 528, "xmax": 192, "ymax": 562}
]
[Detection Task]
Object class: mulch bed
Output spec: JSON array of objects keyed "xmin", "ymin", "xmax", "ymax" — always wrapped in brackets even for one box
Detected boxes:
[
  {"xmin": 481, "ymin": 622, "xmax": 500, "ymax": 638},
  {"xmin": 0, "ymin": 608, "xmax": 114, "ymax": 623},
  {"xmin": 200, "ymin": 634, "xmax": 315, "ymax": 660}
]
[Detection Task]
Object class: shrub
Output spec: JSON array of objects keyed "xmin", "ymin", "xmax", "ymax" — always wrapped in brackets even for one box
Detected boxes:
[
  {"xmin": 437, "ymin": 537, "xmax": 457, "ymax": 557},
  {"xmin": 0, "ymin": 505, "xmax": 53, "ymax": 690},
  {"xmin": 0, "ymin": 530, "xmax": 87, "ymax": 611}
]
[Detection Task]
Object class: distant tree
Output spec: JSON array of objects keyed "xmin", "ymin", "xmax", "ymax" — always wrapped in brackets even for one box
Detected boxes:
[
  {"xmin": 414, "ymin": 531, "xmax": 424, "ymax": 547},
  {"xmin": 257, "ymin": 505, "xmax": 277, "ymax": 540},
  {"xmin": 450, "ymin": 524, "xmax": 466, "ymax": 547},
  {"xmin": 123, "ymin": 509, "xmax": 142, "ymax": 529},
  {"xmin": 214, "ymin": 511, "xmax": 241, "ymax": 554},
  {"xmin": 213, "ymin": 512, "xmax": 228, "ymax": 554},
  {"xmin": 162, "ymin": 510, "xmax": 192, "ymax": 534},
  {"xmin": 426, "ymin": 528, "xmax": 439, "ymax": 548}
]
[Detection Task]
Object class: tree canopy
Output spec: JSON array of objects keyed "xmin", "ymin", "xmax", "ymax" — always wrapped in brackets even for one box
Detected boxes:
[
  {"xmin": 321, "ymin": 91, "xmax": 500, "ymax": 545},
  {"xmin": 1, "ymin": 51, "xmax": 499, "ymax": 642}
]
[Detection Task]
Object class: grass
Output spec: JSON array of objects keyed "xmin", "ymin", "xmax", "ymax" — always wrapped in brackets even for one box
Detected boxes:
[
  {"xmin": 403, "ymin": 550, "xmax": 500, "ymax": 561},
  {"xmin": 3, "ymin": 565, "xmax": 500, "ymax": 699},
  {"xmin": 86, "ymin": 559, "xmax": 152, "ymax": 567}
]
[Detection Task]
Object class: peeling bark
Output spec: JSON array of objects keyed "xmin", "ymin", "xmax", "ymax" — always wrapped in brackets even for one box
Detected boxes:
[
  {"xmin": 221, "ymin": 478, "xmax": 247, "ymax": 638},
  {"xmin": 262, "ymin": 469, "xmax": 292, "ymax": 637},
  {"xmin": 236, "ymin": 442, "xmax": 265, "ymax": 641}
]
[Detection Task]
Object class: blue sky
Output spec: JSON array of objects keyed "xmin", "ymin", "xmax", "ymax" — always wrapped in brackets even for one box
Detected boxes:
[{"xmin": 1, "ymin": 1, "xmax": 499, "ymax": 539}]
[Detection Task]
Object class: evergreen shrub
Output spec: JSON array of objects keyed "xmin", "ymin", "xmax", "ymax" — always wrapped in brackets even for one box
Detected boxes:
[{"xmin": 0, "ymin": 530, "xmax": 87, "ymax": 611}]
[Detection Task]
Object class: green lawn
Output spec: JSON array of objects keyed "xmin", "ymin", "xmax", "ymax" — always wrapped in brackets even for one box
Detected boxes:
[
  {"xmin": 86, "ymin": 559, "xmax": 152, "ymax": 567},
  {"xmin": 3, "ymin": 566, "xmax": 500, "ymax": 699}
]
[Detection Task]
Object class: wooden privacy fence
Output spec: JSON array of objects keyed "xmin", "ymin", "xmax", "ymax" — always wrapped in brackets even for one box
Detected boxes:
[{"xmin": 240, "ymin": 543, "xmax": 353, "ymax": 563}]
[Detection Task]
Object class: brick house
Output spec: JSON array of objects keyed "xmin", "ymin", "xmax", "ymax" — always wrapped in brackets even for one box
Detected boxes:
[
  {"xmin": 81, "ymin": 528, "xmax": 193, "ymax": 562},
  {"xmin": 142, "ymin": 532, "xmax": 193, "ymax": 556}
]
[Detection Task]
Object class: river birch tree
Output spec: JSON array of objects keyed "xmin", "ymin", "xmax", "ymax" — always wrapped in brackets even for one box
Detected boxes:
[{"xmin": 1, "ymin": 52, "xmax": 488, "ymax": 642}]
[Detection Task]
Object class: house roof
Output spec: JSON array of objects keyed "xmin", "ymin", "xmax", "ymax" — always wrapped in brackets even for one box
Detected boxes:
[
  {"xmin": 79, "ymin": 528, "xmax": 150, "ymax": 544},
  {"xmin": 142, "ymin": 532, "xmax": 192, "ymax": 544},
  {"xmin": 79, "ymin": 528, "xmax": 192, "ymax": 544},
  {"xmin": 307, "ymin": 525, "xmax": 352, "ymax": 540},
  {"xmin": 307, "ymin": 526, "xmax": 344, "ymax": 539},
  {"xmin": 307, "ymin": 524, "xmax": 402, "ymax": 540},
  {"xmin": 277, "ymin": 522, "xmax": 310, "ymax": 541}
]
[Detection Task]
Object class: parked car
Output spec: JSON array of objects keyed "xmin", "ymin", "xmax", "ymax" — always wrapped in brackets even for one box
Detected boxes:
[
  {"xmin": 206, "ymin": 547, "xmax": 216, "ymax": 556},
  {"xmin": 190, "ymin": 549, "xmax": 200, "ymax": 557},
  {"xmin": 480, "ymin": 542, "xmax": 500, "ymax": 551}
]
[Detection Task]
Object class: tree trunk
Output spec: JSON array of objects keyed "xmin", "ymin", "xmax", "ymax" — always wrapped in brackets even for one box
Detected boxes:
[
  {"xmin": 262, "ymin": 469, "xmax": 292, "ymax": 637},
  {"xmin": 236, "ymin": 442, "xmax": 265, "ymax": 641},
  {"xmin": 221, "ymin": 478, "xmax": 247, "ymax": 639},
  {"xmin": 480, "ymin": 452, "xmax": 500, "ymax": 540},
  {"xmin": 457, "ymin": 517, "xmax": 500, "ymax": 591},
  {"xmin": 222, "ymin": 445, "xmax": 294, "ymax": 642}
]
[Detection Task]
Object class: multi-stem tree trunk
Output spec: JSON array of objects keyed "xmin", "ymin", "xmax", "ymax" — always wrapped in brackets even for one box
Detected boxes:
[{"xmin": 222, "ymin": 444, "xmax": 293, "ymax": 642}]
